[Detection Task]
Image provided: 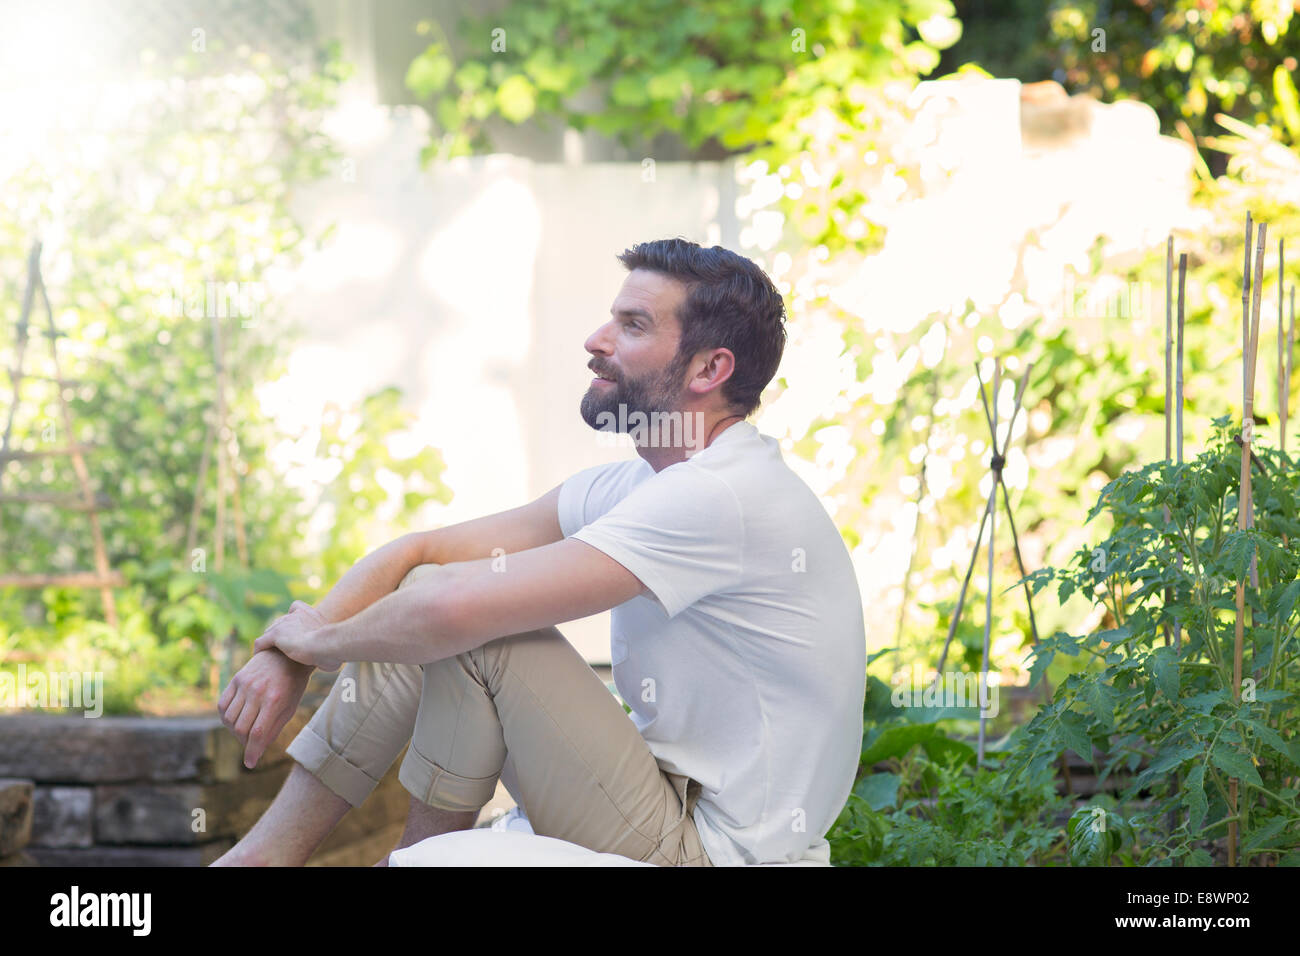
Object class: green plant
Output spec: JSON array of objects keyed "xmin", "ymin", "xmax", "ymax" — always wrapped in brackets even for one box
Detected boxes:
[
  {"xmin": 406, "ymin": 0, "xmax": 961, "ymax": 172},
  {"xmin": 1067, "ymin": 802, "xmax": 1135, "ymax": 866},
  {"xmin": 1008, "ymin": 420, "xmax": 1300, "ymax": 865},
  {"xmin": 829, "ymin": 667, "xmax": 1072, "ymax": 865},
  {"xmin": 0, "ymin": 41, "xmax": 453, "ymax": 712}
]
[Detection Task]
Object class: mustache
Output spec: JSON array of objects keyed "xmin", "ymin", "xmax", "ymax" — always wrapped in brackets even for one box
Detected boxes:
[{"xmin": 588, "ymin": 361, "xmax": 619, "ymax": 381}]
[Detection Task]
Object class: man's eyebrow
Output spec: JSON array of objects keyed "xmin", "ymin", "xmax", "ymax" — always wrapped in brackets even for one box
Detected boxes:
[{"xmin": 610, "ymin": 306, "xmax": 656, "ymax": 323}]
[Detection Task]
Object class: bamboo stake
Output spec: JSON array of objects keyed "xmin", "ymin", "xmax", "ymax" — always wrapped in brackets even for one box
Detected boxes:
[
  {"xmin": 1166, "ymin": 236, "xmax": 1174, "ymax": 471},
  {"xmin": 1162, "ymin": 241, "xmax": 1179, "ymax": 837},
  {"xmin": 1231, "ymin": 221, "xmax": 1268, "ymax": 867},
  {"xmin": 1173, "ymin": 254, "xmax": 1186, "ymax": 656},
  {"xmin": 1287, "ymin": 286, "xmax": 1296, "ymax": 456},
  {"xmin": 978, "ymin": 359, "xmax": 1000, "ymax": 767},
  {"xmin": 1280, "ymin": 243, "xmax": 1289, "ymax": 551},
  {"xmin": 1248, "ymin": 231, "xmax": 1266, "ymax": 601},
  {"xmin": 1168, "ymin": 255, "xmax": 1187, "ymax": 838},
  {"xmin": 932, "ymin": 490, "xmax": 992, "ymax": 678},
  {"xmin": 1279, "ymin": 239, "xmax": 1285, "ymax": 450},
  {"xmin": 895, "ymin": 375, "xmax": 940, "ymax": 666},
  {"xmin": 1243, "ymin": 213, "xmax": 1253, "ymax": 414},
  {"xmin": 1177, "ymin": 254, "xmax": 1186, "ymax": 467}
]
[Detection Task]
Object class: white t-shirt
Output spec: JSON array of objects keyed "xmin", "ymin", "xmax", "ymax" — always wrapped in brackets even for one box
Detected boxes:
[{"xmin": 557, "ymin": 420, "xmax": 866, "ymax": 866}]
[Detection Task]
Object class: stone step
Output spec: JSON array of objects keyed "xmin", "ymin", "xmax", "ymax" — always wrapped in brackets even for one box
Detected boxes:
[{"xmin": 0, "ymin": 778, "xmax": 34, "ymax": 857}]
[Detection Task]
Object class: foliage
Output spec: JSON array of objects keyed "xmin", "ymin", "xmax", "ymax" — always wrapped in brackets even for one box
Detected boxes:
[
  {"xmin": 1006, "ymin": 423, "xmax": 1300, "ymax": 865},
  {"xmin": 940, "ymin": 0, "xmax": 1300, "ymax": 164},
  {"xmin": 1044, "ymin": 0, "xmax": 1300, "ymax": 153},
  {"xmin": 314, "ymin": 387, "xmax": 453, "ymax": 587},
  {"xmin": 0, "ymin": 42, "xmax": 450, "ymax": 713},
  {"xmin": 405, "ymin": 0, "xmax": 961, "ymax": 172},
  {"xmin": 829, "ymin": 670, "xmax": 1072, "ymax": 865}
]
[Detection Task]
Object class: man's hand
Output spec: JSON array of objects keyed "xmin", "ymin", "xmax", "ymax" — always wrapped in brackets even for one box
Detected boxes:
[
  {"xmin": 252, "ymin": 599, "xmax": 341, "ymax": 670},
  {"xmin": 218, "ymin": 601, "xmax": 324, "ymax": 768}
]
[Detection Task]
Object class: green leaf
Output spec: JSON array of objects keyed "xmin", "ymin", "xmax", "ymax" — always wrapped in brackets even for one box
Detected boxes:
[
  {"xmin": 1138, "ymin": 740, "xmax": 1201, "ymax": 785},
  {"xmin": 1243, "ymin": 815, "xmax": 1294, "ymax": 852},
  {"xmin": 647, "ymin": 68, "xmax": 690, "ymax": 102},
  {"xmin": 1059, "ymin": 710, "xmax": 1094, "ymax": 763},
  {"xmin": 495, "ymin": 75, "xmax": 537, "ymax": 123},
  {"xmin": 1184, "ymin": 763, "xmax": 1208, "ymax": 832},
  {"xmin": 1274, "ymin": 578, "xmax": 1300, "ymax": 627},
  {"xmin": 1147, "ymin": 645, "xmax": 1180, "ymax": 701},
  {"xmin": 1183, "ymin": 689, "xmax": 1229, "ymax": 714},
  {"xmin": 406, "ymin": 49, "xmax": 454, "ymax": 98},
  {"xmin": 866, "ymin": 647, "xmax": 893, "ymax": 668},
  {"xmin": 1027, "ymin": 646, "xmax": 1055, "ymax": 689},
  {"xmin": 1082, "ymin": 681, "xmax": 1115, "ymax": 731},
  {"xmin": 860, "ymin": 722, "xmax": 937, "ymax": 765},
  {"xmin": 853, "ymin": 772, "xmax": 902, "ymax": 811},
  {"xmin": 453, "ymin": 61, "xmax": 488, "ymax": 93},
  {"xmin": 1209, "ymin": 744, "xmax": 1263, "ymax": 787},
  {"xmin": 1246, "ymin": 721, "xmax": 1300, "ymax": 766},
  {"xmin": 610, "ymin": 75, "xmax": 649, "ymax": 107},
  {"xmin": 1274, "ymin": 65, "xmax": 1300, "ymax": 140},
  {"xmin": 1094, "ymin": 624, "xmax": 1133, "ymax": 646},
  {"xmin": 921, "ymin": 733, "xmax": 976, "ymax": 768},
  {"xmin": 1067, "ymin": 805, "xmax": 1124, "ymax": 866},
  {"xmin": 523, "ymin": 49, "xmax": 575, "ymax": 93}
]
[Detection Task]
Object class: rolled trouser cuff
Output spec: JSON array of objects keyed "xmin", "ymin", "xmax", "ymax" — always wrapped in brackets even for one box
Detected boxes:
[
  {"xmin": 398, "ymin": 739, "xmax": 500, "ymax": 813},
  {"xmin": 287, "ymin": 723, "xmax": 386, "ymax": 808}
]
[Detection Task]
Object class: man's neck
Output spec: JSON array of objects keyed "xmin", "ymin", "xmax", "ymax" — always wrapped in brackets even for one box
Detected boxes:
[{"xmin": 635, "ymin": 408, "xmax": 746, "ymax": 473}]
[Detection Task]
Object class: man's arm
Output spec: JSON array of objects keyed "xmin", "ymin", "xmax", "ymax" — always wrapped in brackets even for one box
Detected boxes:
[
  {"xmin": 257, "ymin": 538, "xmax": 645, "ymax": 668},
  {"xmin": 219, "ymin": 484, "xmax": 566, "ymax": 766},
  {"xmin": 417, "ymin": 484, "xmax": 565, "ymax": 566},
  {"xmin": 317, "ymin": 484, "xmax": 566, "ymax": 622}
]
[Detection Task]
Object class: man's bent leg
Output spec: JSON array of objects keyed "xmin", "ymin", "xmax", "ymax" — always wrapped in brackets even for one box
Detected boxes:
[
  {"xmin": 217, "ymin": 564, "xmax": 440, "ymax": 865},
  {"xmin": 211, "ymin": 763, "xmax": 352, "ymax": 866},
  {"xmin": 399, "ymin": 627, "xmax": 713, "ymax": 866}
]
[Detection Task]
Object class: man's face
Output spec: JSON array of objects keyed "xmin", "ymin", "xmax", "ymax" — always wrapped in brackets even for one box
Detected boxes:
[{"xmin": 580, "ymin": 269, "xmax": 691, "ymax": 431}]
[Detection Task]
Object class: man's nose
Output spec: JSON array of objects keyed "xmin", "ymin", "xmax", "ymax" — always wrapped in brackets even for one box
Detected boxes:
[{"xmin": 584, "ymin": 320, "xmax": 616, "ymax": 356}]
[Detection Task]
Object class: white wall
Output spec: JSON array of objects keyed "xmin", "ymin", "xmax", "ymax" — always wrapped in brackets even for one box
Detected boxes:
[{"xmin": 277, "ymin": 102, "xmax": 742, "ymax": 663}]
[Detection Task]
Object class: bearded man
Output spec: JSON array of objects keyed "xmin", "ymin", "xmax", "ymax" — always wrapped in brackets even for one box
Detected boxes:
[{"xmin": 214, "ymin": 238, "xmax": 865, "ymax": 867}]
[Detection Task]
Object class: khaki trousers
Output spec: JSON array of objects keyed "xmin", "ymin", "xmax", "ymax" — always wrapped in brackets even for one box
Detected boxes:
[{"xmin": 286, "ymin": 563, "xmax": 714, "ymax": 866}]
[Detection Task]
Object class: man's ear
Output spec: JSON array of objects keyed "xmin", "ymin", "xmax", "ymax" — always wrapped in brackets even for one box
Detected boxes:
[{"xmin": 687, "ymin": 347, "xmax": 736, "ymax": 397}]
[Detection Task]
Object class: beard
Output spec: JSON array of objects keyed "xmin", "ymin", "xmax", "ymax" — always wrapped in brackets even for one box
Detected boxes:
[{"xmin": 580, "ymin": 352, "xmax": 690, "ymax": 434}]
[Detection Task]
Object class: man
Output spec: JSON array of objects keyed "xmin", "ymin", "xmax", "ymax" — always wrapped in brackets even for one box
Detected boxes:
[{"xmin": 213, "ymin": 238, "xmax": 866, "ymax": 867}]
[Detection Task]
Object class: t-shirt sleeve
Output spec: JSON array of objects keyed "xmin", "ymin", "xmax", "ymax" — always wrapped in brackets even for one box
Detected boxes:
[
  {"xmin": 557, "ymin": 460, "xmax": 650, "ymax": 537},
  {"xmin": 557, "ymin": 463, "xmax": 612, "ymax": 538},
  {"xmin": 569, "ymin": 464, "xmax": 745, "ymax": 618}
]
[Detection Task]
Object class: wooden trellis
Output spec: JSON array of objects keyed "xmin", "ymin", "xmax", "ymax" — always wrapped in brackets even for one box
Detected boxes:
[{"xmin": 0, "ymin": 241, "xmax": 124, "ymax": 626}]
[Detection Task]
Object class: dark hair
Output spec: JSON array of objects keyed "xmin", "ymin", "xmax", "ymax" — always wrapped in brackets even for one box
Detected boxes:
[{"xmin": 616, "ymin": 238, "xmax": 787, "ymax": 417}]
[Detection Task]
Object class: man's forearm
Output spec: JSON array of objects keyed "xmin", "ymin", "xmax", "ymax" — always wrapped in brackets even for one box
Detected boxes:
[
  {"xmin": 313, "ymin": 573, "xmax": 455, "ymax": 666},
  {"xmin": 312, "ymin": 532, "xmax": 428, "ymax": 624}
]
